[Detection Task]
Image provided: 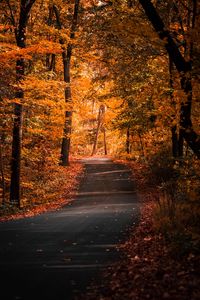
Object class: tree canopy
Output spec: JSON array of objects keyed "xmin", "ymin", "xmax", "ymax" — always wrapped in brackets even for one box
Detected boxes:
[{"xmin": 0, "ymin": 0, "xmax": 199, "ymax": 207}]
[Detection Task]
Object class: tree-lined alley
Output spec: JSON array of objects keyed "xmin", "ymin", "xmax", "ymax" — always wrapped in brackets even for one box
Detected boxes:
[
  {"xmin": 0, "ymin": 0, "xmax": 199, "ymax": 207},
  {"xmin": 0, "ymin": 1, "xmax": 199, "ymax": 299}
]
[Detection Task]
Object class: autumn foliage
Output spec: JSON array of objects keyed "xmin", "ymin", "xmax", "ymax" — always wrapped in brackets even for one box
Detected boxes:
[{"xmin": 0, "ymin": 0, "xmax": 200, "ymax": 297}]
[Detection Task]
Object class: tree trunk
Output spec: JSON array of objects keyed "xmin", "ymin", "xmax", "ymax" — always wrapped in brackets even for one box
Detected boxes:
[
  {"xmin": 10, "ymin": 0, "xmax": 35, "ymax": 206},
  {"xmin": 60, "ymin": 44, "xmax": 73, "ymax": 166},
  {"xmin": 139, "ymin": 0, "xmax": 200, "ymax": 158},
  {"xmin": 10, "ymin": 98, "xmax": 23, "ymax": 205},
  {"xmin": 53, "ymin": 0, "xmax": 80, "ymax": 166}
]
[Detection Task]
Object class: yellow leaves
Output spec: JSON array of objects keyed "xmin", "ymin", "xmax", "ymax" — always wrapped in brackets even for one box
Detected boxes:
[
  {"xmin": 81, "ymin": 51, "xmax": 101, "ymax": 62},
  {"xmin": 38, "ymin": 24, "xmax": 71, "ymax": 43},
  {"xmin": 35, "ymin": 98, "xmax": 57, "ymax": 108},
  {"xmin": 26, "ymin": 127, "xmax": 59, "ymax": 138},
  {"xmin": 20, "ymin": 75, "xmax": 65, "ymax": 97},
  {"xmin": 27, "ymin": 127, "xmax": 45, "ymax": 136}
]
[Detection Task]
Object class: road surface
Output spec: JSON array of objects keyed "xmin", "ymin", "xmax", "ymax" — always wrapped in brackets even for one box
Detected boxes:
[{"xmin": 0, "ymin": 157, "xmax": 140, "ymax": 300}]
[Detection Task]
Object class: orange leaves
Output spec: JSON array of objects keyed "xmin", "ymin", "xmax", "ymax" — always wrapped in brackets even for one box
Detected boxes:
[
  {"xmin": 0, "ymin": 40, "xmax": 62, "ymax": 63},
  {"xmin": 0, "ymin": 24, "xmax": 14, "ymax": 31},
  {"xmin": 19, "ymin": 75, "xmax": 66, "ymax": 101},
  {"xmin": 30, "ymin": 40, "xmax": 62, "ymax": 55}
]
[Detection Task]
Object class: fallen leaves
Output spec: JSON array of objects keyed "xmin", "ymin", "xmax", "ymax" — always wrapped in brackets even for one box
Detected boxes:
[
  {"xmin": 94, "ymin": 201, "xmax": 200, "ymax": 298},
  {"xmin": 0, "ymin": 160, "xmax": 84, "ymax": 222},
  {"xmin": 76, "ymin": 161, "xmax": 200, "ymax": 300}
]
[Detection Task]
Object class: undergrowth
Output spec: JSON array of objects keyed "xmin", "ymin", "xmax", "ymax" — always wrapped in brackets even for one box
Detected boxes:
[
  {"xmin": 147, "ymin": 153, "xmax": 200, "ymax": 257},
  {"xmin": 0, "ymin": 161, "xmax": 84, "ymax": 220},
  {"xmin": 118, "ymin": 149, "xmax": 200, "ymax": 257}
]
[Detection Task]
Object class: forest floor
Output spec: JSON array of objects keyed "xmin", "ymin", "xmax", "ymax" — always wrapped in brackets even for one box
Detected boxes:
[
  {"xmin": 80, "ymin": 160, "xmax": 200, "ymax": 300},
  {"xmin": 0, "ymin": 157, "xmax": 199, "ymax": 299},
  {"xmin": 0, "ymin": 159, "xmax": 84, "ymax": 222}
]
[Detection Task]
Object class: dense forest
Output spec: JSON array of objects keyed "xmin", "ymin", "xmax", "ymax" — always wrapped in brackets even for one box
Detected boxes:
[
  {"xmin": 0, "ymin": 0, "xmax": 199, "ymax": 204},
  {"xmin": 0, "ymin": 0, "xmax": 200, "ymax": 298}
]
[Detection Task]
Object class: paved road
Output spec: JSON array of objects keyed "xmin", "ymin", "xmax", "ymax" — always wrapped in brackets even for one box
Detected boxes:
[{"xmin": 0, "ymin": 157, "xmax": 140, "ymax": 300}]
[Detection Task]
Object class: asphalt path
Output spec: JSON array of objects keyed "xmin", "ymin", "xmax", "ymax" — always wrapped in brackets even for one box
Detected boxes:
[{"xmin": 0, "ymin": 157, "xmax": 140, "ymax": 300}]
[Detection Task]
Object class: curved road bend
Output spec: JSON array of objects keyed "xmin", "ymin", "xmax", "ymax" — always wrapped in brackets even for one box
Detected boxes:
[{"xmin": 0, "ymin": 157, "xmax": 140, "ymax": 300}]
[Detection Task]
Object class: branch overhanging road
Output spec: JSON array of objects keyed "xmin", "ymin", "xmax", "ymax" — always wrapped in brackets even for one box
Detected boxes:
[{"xmin": 0, "ymin": 157, "xmax": 140, "ymax": 300}]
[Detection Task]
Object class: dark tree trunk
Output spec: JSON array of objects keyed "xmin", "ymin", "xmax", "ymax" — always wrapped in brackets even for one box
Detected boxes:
[
  {"xmin": 53, "ymin": 0, "xmax": 80, "ymax": 166},
  {"xmin": 10, "ymin": 0, "xmax": 35, "ymax": 206},
  {"xmin": 60, "ymin": 43, "xmax": 73, "ymax": 166},
  {"xmin": 139, "ymin": 0, "xmax": 200, "ymax": 158},
  {"xmin": 10, "ymin": 95, "xmax": 23, "ymax": 205}
]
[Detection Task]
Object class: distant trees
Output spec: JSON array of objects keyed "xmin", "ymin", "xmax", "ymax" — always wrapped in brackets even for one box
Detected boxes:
[
  {"xmin": 92, "ymin": 104, "xmax": 107, "ymax": 156},
  {"xmin": 81, "ymin": 0, "xmax": 199, "ymax": 160}
]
